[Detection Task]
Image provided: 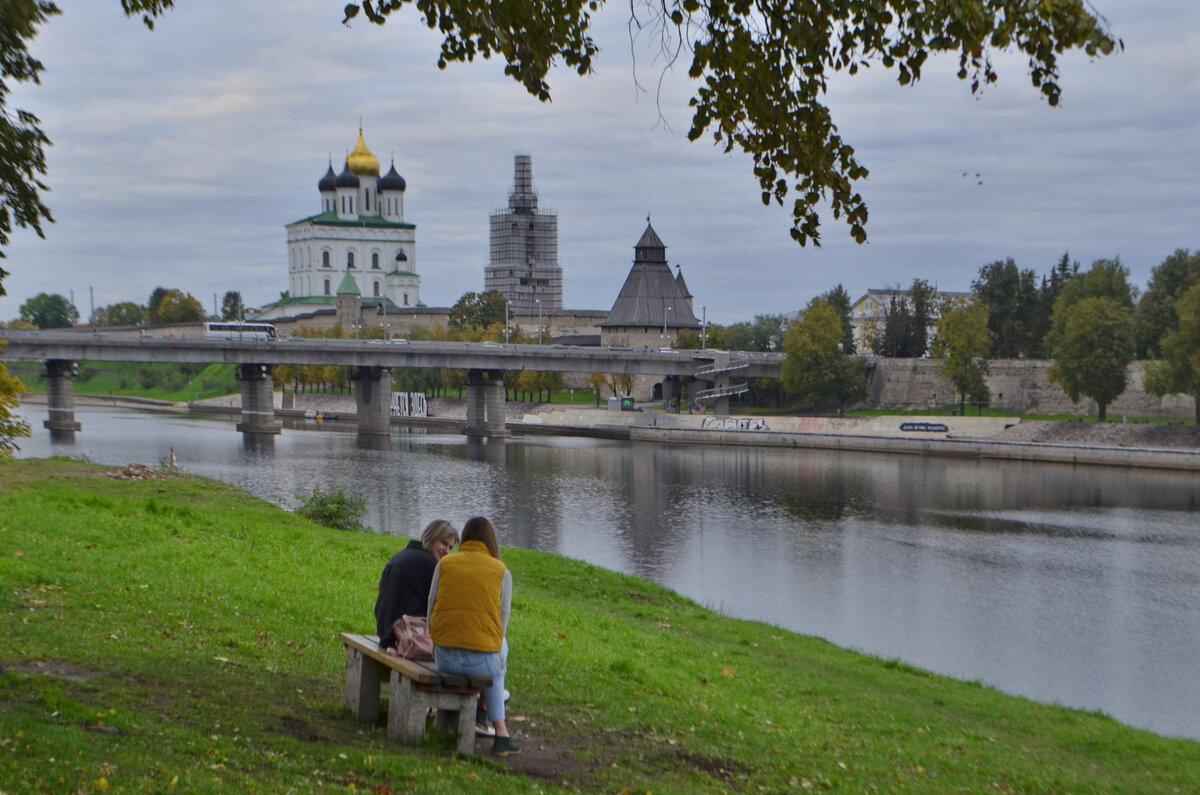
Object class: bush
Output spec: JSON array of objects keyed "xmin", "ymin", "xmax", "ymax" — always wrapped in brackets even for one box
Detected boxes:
[{"xmin": 295, "ymin": 487, "xmax": 367, "ymax": 531}]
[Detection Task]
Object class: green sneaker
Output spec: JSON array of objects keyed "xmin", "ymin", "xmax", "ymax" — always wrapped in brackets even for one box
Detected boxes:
[
  {"xmin": 474, "ymin": 708, "xmax": 495, "ymax": 737},
  {"xmin": 491, "ymin": 736, "xmax": 520, "ymax": 756}
]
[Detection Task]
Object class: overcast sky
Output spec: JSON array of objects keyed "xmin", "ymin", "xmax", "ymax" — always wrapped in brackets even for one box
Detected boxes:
[{"xmin": 3, "ymin": 1, "xmax": 1198, "ymax": 325}]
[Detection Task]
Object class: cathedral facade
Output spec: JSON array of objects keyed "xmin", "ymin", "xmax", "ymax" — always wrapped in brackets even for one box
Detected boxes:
[{"xmin": 263, "ymin": 131, "xmax": 420, "ymax": 320}]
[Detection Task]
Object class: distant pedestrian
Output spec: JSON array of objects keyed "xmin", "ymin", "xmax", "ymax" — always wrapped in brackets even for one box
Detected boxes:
[{"xmin": 374, "ymin": 519, "xmax": 459, "ymax": 649}]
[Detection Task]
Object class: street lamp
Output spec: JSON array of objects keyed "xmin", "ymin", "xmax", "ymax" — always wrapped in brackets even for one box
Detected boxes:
[
  {"xmin": 536, "ymin": 299, "xmax": 542, "ymax": 345},
  {"xmin": 662, "ymin": 306, "xmax": 672, "ymax": 345},
  {"xmin": 504, "ymin": 300, "xmax": 510, "ymax": 343}
]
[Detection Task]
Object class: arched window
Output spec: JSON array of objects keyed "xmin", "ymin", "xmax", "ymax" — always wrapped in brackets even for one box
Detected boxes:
[
  {"xmin": 347, "ymin": 251, "xmax": 355, "ymax": 269},
  {"xmin": 324, "ymin": 279, "xmax": 331, "ymax": 295},
  {"xmin": 322, "ymin": 251, "xmax": 331, "ymax": 268},
  {"xmin": 403, "ymin": 294, "xmax": 409, "ymax": 306},
  {"xmin": 373, "ymin": 281, "xmax": 380, "ymax": 296},
  {"xmin": 371, "ymin": 252, "xmax": 380, "ymax": 269}
]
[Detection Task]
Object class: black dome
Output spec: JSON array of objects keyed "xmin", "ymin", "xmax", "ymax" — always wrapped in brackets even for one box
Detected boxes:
[
  {"xmin": 318, "ymin": 165, "xmax": 337, "ymax": 192},
  {"xmin": 379, "ymin": 164, "xmax": 407, "ymax": 192},
  {"xmin": 335, "ymin": 163, "xmax": 360, "ymax": 189}
]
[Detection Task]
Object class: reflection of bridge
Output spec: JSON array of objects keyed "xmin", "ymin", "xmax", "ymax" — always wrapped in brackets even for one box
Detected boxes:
[{"xmin": 0, "ymin": 330, "xmax": 782, "ymax": 442}]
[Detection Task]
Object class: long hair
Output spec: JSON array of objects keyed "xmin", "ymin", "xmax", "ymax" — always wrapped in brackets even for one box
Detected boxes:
[
  {"xmin": 461, "ymin": 516, "xmax": 501, "ymax": 559},
  {"xmin": 420, "ymin": 519, "xmax": 459, "ymax": 551}
]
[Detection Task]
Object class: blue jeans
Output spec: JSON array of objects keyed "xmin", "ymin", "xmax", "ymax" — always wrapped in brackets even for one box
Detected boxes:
[{"xmin": 434, "ymin": 637, "xmax": 507, "ymax": 723}]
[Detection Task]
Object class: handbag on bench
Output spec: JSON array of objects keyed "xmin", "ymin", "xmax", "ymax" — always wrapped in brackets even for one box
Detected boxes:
[{"xmin": 392, "ymin": 615, "xmax": 435, "ymax": 661}]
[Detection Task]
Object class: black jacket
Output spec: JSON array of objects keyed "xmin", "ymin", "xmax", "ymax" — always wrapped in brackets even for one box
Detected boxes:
[{"xmin": 374, "ymin": 539, "xmax": 437, "ymax": 647}]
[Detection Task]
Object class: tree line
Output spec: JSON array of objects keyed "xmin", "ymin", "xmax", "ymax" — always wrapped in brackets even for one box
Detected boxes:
[
  {"xmin": 709, "ymin": 250, "xmax": 1200, "ymax": 423},
  {"xmin": 6, "ymin": 287, "xmax": 248, "ymax": 329}
]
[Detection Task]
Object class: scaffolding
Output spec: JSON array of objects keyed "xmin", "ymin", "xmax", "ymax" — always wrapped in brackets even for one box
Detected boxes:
[{"xmin": 485, "ymin": 155, "xmax": 563, "ymax": 313}]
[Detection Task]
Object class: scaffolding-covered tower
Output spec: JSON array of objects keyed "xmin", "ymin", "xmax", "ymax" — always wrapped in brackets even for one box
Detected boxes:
[{"xmin": 485, "ymin": 155, "xmax": 562, "ymax": 313}]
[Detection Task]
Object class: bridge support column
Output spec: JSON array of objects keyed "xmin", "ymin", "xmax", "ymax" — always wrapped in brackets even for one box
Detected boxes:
[
  {"xmin": 43, "ymin": 359, "xmax": 81, "ymax": 442},
  {"xmin": 466, "ymin": 370, "xmax": 509, "ymax": 438},
  {"xmin": 235, "ymin": 364, "xmax": 281, "ymax": 436},
  {"xmin": 663, "ymin": 376, "xmax": 682, "ymax": 413},
  {"xmin": 353, "ymin": 366, "xmax": 393, "ymax": 443}
]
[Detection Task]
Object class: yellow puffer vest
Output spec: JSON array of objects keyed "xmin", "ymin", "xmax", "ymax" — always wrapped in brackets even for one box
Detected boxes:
[{"xmin": 429, "ymin": 540, "xmax": 506, "ymax": 653}]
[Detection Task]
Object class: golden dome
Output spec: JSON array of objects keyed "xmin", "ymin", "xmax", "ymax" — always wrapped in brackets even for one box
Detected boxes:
[{"xmin": 347, "ymin": 131, "xmax": 380, "ymax": 177}]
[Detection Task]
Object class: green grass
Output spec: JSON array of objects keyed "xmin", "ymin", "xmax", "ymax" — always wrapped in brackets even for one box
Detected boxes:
[
  {"xmin": 8, "ymin": 361, "xmax": 239, "ymax": 402},
  {"xmin": 1, "ymin": 459, "xmax": 1197, "ymax": 793}
]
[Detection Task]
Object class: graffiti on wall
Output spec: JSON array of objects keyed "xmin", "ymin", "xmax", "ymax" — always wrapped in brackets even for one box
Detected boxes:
[
  {"xmin": 391, "ymin": 392, "xmax": 429, "ymax": 417},
  {"xmin": 701, "ymin": 417, "xmax": 769, "ymax": 431}
]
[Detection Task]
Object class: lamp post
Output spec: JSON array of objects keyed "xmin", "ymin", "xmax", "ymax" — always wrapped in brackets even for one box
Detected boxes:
[
  {"xmin": 662, "ymin": 306, "xmax": 672, "ymax": 345},
  {"xmin": 536, "ymin": 299, "xmax": 542, "ymax": 345},
  {"xmin": 504, "ymin": 300, "xmax": 510, "ymax": 343}
]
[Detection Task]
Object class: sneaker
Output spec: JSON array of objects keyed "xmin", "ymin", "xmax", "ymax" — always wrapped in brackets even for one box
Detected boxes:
[
  {"xmin": 491, "ymin": 736, "xmax": 520, "ymax": 756},
  {"xmin": 475, "ymin": 708, "xmax": 495, "ymax": 737}
]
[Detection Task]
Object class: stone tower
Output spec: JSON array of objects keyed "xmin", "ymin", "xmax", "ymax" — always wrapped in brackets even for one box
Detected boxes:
[{"xmin": 485, "ymin": 155, "xmax": 562, "ymax": 313}]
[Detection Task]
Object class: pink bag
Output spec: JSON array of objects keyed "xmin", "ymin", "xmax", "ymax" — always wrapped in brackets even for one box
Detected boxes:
[{"xmin": 392, "ymin": 615, "xmax": 434, "ymax": 661}]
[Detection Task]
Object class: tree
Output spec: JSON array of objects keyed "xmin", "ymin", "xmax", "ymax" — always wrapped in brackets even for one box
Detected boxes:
[
  {"xmin": 19, "ymin": 291, "xmax": 77, "ymax": 328},
  {"xmin": 1030, "ymin": 252, "xmax": 1079, "ymax": 358},
  {"xmin": 817, "ymin": 284, "xmax": 854, "ymax": 354},
  {"xmin": 147, "ymin": 286, "xmax": 170, "ymax": 324},
  {"xmin": 1047, "ymin": 296, "xmax": 1133, "ymax": 422},
  {"xmin": 933, "ymin": 298, "xmax": 992, "ymax": 415},
  {"xmin": 781, "ymin": 299, "xmax": 866, "ymax": 411},
  {"xmin": 347, "ymin": 1, "xmax": 1113, "ymax": 248},
  {"xmin": 1134, "ymin": 249, "xmax": 1200, "ymax": 359},
  {"xmin": 104, "ymin": 301, "xmax": 148, "ymax": 327},
  {"xmin": 879, "ymin": 279, "xmax": 933, "ymax": 358},
  {"xmin": 1047, "ymin": 258, "xmax": 1136, "ymax": 361},
  {"xmin": 221, "ymin": 290, "xmax": 244, "ymax": 321},
  {"xmin": 0, "ymin": 340, "xmax": 31, "ymax": 457},
  {"xmin": 972, "ymin": 258, "xmax": 1039, "ymax": 358},
  {"xmin": 448, "ymin": 291, "xmax": 507, "ymax": 331},
  {"xmin": 155, "ymin": 289, "xmax": 204, "ymax": 324},
  {"xmin": 1144, "ymin": 283, "xmax": 1200, "ymax": 425},
  {"xmin": 2, "ymin": 2, "xmax": 1116, "ymax": 281}
]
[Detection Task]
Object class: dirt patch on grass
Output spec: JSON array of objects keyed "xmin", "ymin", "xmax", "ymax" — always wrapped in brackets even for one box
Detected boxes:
[
  {"xmin": 473, "ymin": 725, "xmax": 590, "ymax": 785},
  {"xmin": 4, "ymin": 660, "xmax": 103, "ymax": 683}
]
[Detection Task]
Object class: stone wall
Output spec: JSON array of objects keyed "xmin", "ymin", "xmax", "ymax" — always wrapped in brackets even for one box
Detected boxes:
[{"xmin": 868, "ymin": 358, "xmax": 1197, "ymax": 419}]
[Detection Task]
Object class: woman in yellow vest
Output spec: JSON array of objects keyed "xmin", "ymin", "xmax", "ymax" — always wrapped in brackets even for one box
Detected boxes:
[{"xmin": 427, "ymin": 516, "xmax": 518, "ymax": 755}]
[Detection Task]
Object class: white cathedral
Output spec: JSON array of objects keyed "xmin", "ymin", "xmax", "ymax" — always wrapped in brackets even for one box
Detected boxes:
[{"xmin": 259, "ymin": 131, "xmax": 421, "ymax": 320}]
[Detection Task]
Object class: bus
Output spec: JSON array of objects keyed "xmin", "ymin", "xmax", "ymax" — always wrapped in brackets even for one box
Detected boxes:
[{"xmin": 203, "ymin": 322, "xmax": 278, "ymax": 341}]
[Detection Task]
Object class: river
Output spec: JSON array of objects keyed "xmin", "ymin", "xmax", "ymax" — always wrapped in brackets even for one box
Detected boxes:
[{"xmin": 10, "ymin": 403, "xmax": 1200, "ymax": 741}]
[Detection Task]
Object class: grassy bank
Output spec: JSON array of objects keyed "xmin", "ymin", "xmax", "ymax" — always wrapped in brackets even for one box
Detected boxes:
[
  {"xmin": 7, "ymin": 362, "xmax": 239, "ymax": 403},
  {"xmin": 1, "ymin": 459, "xmax": 1195, "ymax": 793}
]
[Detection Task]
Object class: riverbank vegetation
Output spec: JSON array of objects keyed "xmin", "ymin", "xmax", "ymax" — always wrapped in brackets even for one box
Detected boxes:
[
  {"xmin": 7, "ymin": 361, "xmax": 239, "ymax": 403},
  {"xmin": 2, "ymin": 459, "xmax": 1196, "ymax": 793}
]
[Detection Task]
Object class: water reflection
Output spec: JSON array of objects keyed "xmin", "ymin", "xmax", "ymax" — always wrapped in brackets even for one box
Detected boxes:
[{"xmin": 10, "ymin": 402, "xmax": 1200, "ymax": 741}]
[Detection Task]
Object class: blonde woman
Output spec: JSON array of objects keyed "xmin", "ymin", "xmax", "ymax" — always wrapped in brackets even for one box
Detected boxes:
[{"xmin": 374, "ymin": 519, "xmax": 458, "ymax": 649}]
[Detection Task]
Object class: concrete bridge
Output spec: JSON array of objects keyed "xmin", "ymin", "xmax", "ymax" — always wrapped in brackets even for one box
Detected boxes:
[{"xmin": 0, "ymin": 329, "xmax": 783, "ymax": 442}]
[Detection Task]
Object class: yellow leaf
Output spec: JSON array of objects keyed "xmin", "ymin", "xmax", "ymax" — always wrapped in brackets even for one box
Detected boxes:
[{"xmin": 722, "ymin": 667, "xmax": 736, "ymax": 678}]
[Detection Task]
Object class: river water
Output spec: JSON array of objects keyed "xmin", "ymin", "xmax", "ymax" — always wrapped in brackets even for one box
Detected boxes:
[{"xmin": 11, "ymin": 403, "xmax": 1200, "ymax": 741}]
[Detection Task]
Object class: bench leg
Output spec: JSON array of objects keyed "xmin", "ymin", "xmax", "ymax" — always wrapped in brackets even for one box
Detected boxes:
[
  {"xmin": 388, "ymin": 674, "xmax": 431, "ymax": 745},
  {"xmin": 344, "ymin": 647, "xmax": 381, "ymax": 722},
  {"xmin": 453, "ymin": 699, "xmax": 477, "ymax": 755}
]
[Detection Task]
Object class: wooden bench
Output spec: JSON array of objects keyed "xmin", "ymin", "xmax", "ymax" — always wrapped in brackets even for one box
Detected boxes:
[{"xmin": 339, "ymin": 632, "xmax": 492, "ymax": 755}]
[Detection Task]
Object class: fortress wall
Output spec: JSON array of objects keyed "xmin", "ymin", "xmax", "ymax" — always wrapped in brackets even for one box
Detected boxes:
[{"xmin": 868, "ymin": 358, "xmax": 1196, "ymax": 419}]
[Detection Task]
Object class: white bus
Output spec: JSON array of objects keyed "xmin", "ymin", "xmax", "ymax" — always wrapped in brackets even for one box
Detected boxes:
[{"xmin": 203, "ymin": 322, "xmax": 278, "ymax": 341}]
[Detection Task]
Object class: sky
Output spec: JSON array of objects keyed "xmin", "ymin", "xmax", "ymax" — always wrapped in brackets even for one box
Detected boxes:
[{"xmin": 2, "ymin": 1, "xmax": 1199, "ymax": 326}]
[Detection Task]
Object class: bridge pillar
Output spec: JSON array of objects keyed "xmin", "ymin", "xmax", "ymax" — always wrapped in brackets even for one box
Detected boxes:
[
  {"xmin": 235, "ymin": 364, "xmax": 281, "ymax": 436},
  {"xmin": 353, "ymin": 366, "xmax": 393, "ymax": 441},
  {"xmin": 466, "ymin": 370, "xmax": 509, "ymax": 438},
  {"xmin": 43, "ymin": 359, "xmax": 82, "ymax": 442},
  {"xmin": 662, "ymin": 376, "xmax": 683, "ymax": 412}
]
